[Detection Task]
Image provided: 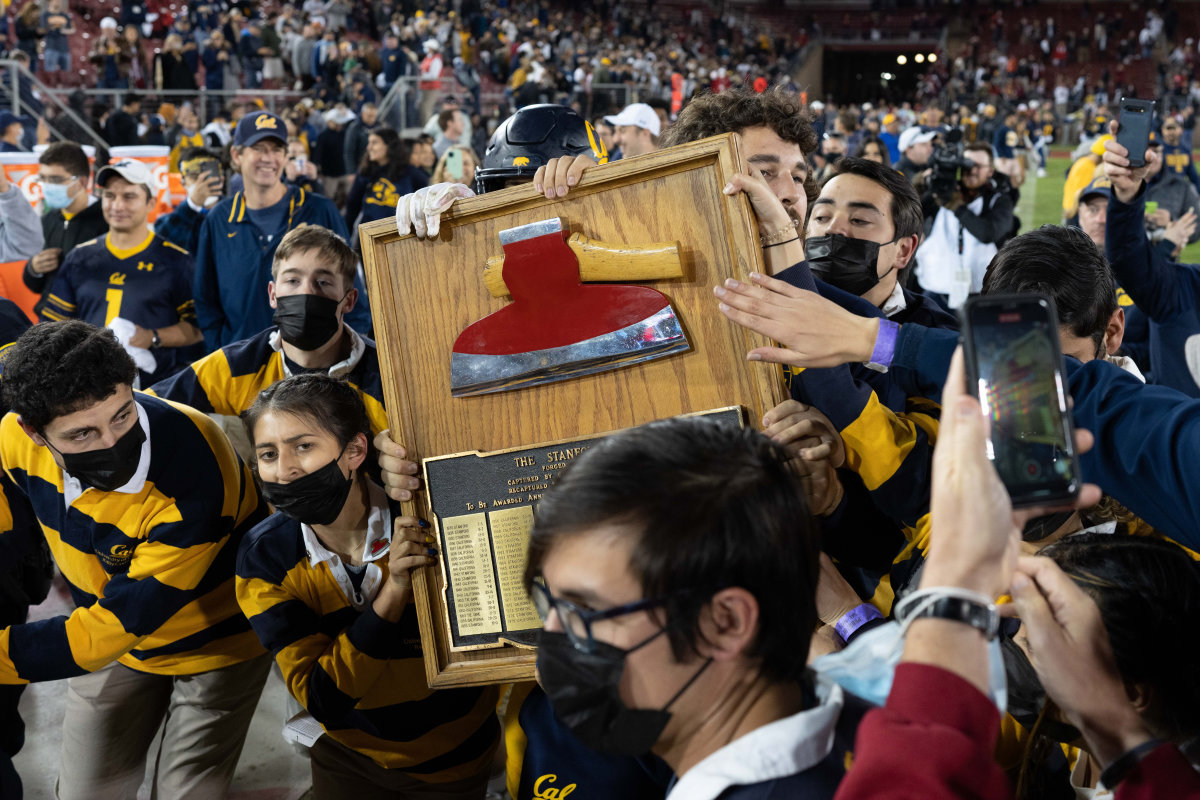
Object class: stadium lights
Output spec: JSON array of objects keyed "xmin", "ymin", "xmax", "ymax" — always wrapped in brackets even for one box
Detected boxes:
[
  {"xmin": 915, "ymin": 54, "xmax": 925, "ymax": 63},
  {"xmin": 897, "ymin": 55, "xmax": 907, "ymax": 65}
]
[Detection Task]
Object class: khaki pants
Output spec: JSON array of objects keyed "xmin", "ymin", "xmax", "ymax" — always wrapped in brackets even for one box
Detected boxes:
[
  {"xmin": 309, "ymin": 735, "xmax": 489, "ymax": 800},
  {"xmin": 56, "ymin": 654, "xmax": 272, "ymax": 800}
]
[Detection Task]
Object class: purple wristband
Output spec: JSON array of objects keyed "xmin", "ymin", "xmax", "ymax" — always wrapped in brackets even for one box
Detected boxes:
[
  {"xmin": 834, "ymin": 604, "xmax": 883, "ymax": 643},
  {"xmin": 865, "ymin": 319, "xmax": 900, "ymax": 373}
]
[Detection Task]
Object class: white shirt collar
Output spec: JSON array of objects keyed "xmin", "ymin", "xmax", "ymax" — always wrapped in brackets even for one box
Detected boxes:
[
  {"xmin": 881, "ymin": 280, "xmax": 908, "ymax": 319},
  {"xmin": 1105, "ymin": 354, "xmax": 1146, "ymax": 382},
  {"xmin": 666, "ymin": 682, "xmax": 845, "ymax": 800},
  {"xmin": 299, "ymin": 480, "xmax": 392, "ymax": 608},
  {"xmin": 63, "ymin": 400, "xmax": 152, "ymax": 508},
  {"xmin": 269, "ymin": 324, "xmax": 368, "ymax": 380}
]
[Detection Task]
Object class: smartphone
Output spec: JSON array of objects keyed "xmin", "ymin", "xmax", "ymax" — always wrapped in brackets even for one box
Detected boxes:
[
  {"xmin": 295, "ymin": 156, "xmax": 307, "ymax": 173},
  {"xmin": 1116, "ymin": 97, "xmax": 1155, "ymax": 168},
  {"xmin": 197, "ymin": 160, "xmax": 221, "ymax": 184},
  {"xmin": 444, "ymin": 149, "xmax": 464, "ymax": 182},
  {"xmin": 961, "ymin": 294, "xmax": 1081, "ymax": 508}
]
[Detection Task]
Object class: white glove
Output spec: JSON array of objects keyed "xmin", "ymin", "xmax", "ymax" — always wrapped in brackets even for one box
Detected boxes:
[{"xmin": 394, "ymin": 182, "xmax": 475, "ymax": 239}]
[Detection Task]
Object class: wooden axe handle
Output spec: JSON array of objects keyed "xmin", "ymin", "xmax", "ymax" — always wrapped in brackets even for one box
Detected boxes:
[{"xmin": 482, "ymin": 233, "xmax": 683, "ymax": 298}]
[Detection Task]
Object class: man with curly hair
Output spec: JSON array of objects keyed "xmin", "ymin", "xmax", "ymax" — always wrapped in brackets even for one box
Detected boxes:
[{"xmin": 0, "ymin": 320, "xmax": 271, "ymax": 798}]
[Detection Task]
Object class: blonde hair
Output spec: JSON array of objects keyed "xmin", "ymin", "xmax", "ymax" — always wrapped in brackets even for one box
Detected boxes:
[{"xmin": 431, "ymin": 146, "xmax": 478, "ymax": 185}]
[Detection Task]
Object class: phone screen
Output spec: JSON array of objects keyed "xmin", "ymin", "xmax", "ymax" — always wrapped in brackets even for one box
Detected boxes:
[
  {"xmin": 964, "ymin": 295, "xmax": 1079, "ymax": 506},
  {"xmin": 445, "ymin": 149, "xmax": 463, "ymax": 182}
]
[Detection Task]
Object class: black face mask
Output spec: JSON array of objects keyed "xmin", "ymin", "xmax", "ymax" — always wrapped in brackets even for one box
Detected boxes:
[
  {"xmin": 806, "ymin": 233, "xmax": 894, "ymax": 297},
  {"xmin": 273, "ymin": 293, "xmax": 344, "ymax": 351},
  {"xmin": 1001, "ymin": 633, "xmax": 1083, "ymax": 743},
  {"xmin": 53, "ymin": 419, "xmax": 147, "ymax": 492},
  {"xmin": 536, "ymin": 628, "xmax": 712, "ymax": 757},
  {"xmin": 260, "ymin": 453, "xmax": 353, "ymax": 526}
]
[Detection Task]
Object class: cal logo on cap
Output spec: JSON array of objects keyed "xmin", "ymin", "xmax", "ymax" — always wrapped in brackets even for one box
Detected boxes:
[
  {"xmin": 255, "ymin": 114, "xmax": 277, "ymax": 130},
  {"xmin": 512, "ymin": 156, "xmax": 530, "ymax": 166}
]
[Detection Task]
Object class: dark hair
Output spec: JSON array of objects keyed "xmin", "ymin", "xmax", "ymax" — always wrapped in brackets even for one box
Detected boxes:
[
  {"xmin": 853, "ymin": 135, "xmax": 888, "ymax": 161},
  {"xmin": 1041, "ymin": 534, "xmax": 1200, "ymax": 741},
  {"xmin": 39, "ymin": 142, "xmax": 90, "ymax": 178},
  {"xmin": 965, "ymin": 141, "xmax": 995, "ymax": 162},
  {"xmin": 1, "ymin": 321, "xmax": 136, "ymax": 432},
  {"xmin": 241, "ymin": 373, "xmax": 371, "ymax": 462},
  {"xmin": 358, "ymin": 126, "xmax": 411, "ymax": 182},
  {"xmin": 827, "ymin": 157, "xmax": 924, "ymax": 241},
  {"xmin": 524, "ymin": 417, "xmax": 820, "ymax": 683},
  {"xmin": 664, "ymin": 88, "xmax": 819, "ymax": 201},
  {"xmin": 982, "ymin": 225, "xmax": 1116, "ymax": 354},
  {"xmin": 180, "ymin": 146, "xmax": 219, "ymax": 165},
  {"xmin": 437, "ymin": 108, "xmax": 459, "ymax": 132}
]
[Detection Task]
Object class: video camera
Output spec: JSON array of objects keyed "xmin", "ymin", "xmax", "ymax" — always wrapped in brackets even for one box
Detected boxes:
[{"xmin": 929, "ymin": 128, "xmax": 976, "ymax": 198}]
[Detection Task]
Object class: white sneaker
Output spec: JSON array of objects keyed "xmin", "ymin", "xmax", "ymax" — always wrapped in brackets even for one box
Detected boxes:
[{"xmin": 1037, "ymin": 167, "xmax": 1047, "ymax": 178}]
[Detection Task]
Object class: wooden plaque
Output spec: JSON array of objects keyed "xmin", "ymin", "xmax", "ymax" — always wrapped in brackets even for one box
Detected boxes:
[{"xmin": 360, "ymin": 133, "xmax": 785, "ymax": 688}]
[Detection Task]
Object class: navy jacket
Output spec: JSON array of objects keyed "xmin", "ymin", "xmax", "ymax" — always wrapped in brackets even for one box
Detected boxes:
[
  {"xmin": 193, "ymin": 185, "xmax": 371, "ymax": 350},
  {"xmin": 1105, "ymin": 184, "xmax": 1200, "ymax": 397},
  {"xmin": 890, "ymin": 322, "xmax": 1200, "ymax": 552}
]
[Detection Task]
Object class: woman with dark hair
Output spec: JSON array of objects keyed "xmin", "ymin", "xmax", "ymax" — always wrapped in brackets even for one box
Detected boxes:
[
  {"xmin": 344, "ymin": 127, "xmax": 428, "ymax": 230},
  {"xmin": 235, "ymin": 373, "xmax": 499, "ymax": 799},
  {"xmin": 855, "ymin": 136, "xmax": 889, "ymax": 165},
  {"xmin": 1006, "ymin": 533, "xmax": 1200, "ymax": 798}
]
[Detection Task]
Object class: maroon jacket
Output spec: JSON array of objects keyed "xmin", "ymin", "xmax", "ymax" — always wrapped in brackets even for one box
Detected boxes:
[{"xmin": 835, "ymin": 663, "xmax": 1200, "ymax": 799}]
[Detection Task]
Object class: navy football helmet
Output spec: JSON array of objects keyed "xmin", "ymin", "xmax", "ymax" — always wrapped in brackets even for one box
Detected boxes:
[{"xmin": 474, "ymin": 104, "xmax": 608, "ymax": 194}]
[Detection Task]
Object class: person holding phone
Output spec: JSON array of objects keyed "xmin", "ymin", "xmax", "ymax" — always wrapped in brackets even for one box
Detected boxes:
[
  {"xmin": 235, "ymin": 373, "xmax": 499, "ymax": 799},
  {"xmin": 343, "ymin": 128, "xmax": 428, "ymax": 232},
  {"xmin": 1103, "ymin": 120, "xmax": 1200, "ymax": 397},
  {"xmin": 431, "ymin": 146, "xmax": 478, "ymax": 188},
  {"xmin": 155, "ymin": 147, "xmax": 225, "ymax": 254}
]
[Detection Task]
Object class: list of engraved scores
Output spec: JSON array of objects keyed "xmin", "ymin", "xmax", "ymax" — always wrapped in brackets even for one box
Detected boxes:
[
  {"xmin": 440, "ymin": 513, "xmax": 503, "ymax": 636},
  {"xmin": 424, "ymin": 408, "xmax": 745, "ymax": 649}
]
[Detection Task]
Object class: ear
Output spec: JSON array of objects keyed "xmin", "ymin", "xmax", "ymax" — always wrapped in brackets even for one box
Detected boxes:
[
  {"xmin": 695, "ymin": 587, "xmax": 759, "ymax": 663},
  {"xmin": 17, "ymin": 418, "xmax": 46, "ymax": 448},
  {"xmin": 1104, "ymin": 307, "xmax": 1125, "ymax": 356},
  {"xmin": 229, "ymin": 145, "xmax": 243, "ymax": 171},
  {"xmin": 1126, "ymin": 681, "xmax": 1154, "ymax": 717},
  {"xmin": 344, "ymin": 431, "xmax": 369, "ymax": 473},
  {"xmin": 267, "ymin": 280, "xmax": 278, "ymax": 308},
  {"xmin": 892, "ymin": 232, "xmax": 921, "ymax": 270},
  {"xmin": 340, "ymin": 286, "xmax": 359, "ymax": 315}
]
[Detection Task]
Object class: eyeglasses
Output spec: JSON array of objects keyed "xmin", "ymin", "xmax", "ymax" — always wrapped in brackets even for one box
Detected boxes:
[
  {"xmin": 35, "ymin": 175, "xmax": 78, "ymax": 186},
  {"xmin": 530, "ymin": 580, "xmax": 671, "ymax": 654}
]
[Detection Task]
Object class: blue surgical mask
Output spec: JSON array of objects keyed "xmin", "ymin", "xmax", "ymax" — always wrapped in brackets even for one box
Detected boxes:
[
  {"xmin": 42, "ymin": 182, "xmax": 75, "ymax": 210},
  {"xmin": 811, "ymin": 620, "xmax": 1008, "ymax": 711}
]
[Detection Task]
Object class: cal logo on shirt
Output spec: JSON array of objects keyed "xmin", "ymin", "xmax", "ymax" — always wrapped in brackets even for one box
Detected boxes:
[
  {"xmin": 99, "ymin": 543, "xmax": 135, "ymax": 570},
  {"xmin": 533, "ymin": 774, "xmax": 576, "ymax": 798}
]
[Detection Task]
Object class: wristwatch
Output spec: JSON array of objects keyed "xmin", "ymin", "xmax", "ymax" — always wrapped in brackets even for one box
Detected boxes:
[
  {"xmin": 910, "ymin": 596, "xmax": 1000, "ymax": 640},
  {"xmin": 150, "ymin": 329, "xmax": 162, "ymax": 349}
]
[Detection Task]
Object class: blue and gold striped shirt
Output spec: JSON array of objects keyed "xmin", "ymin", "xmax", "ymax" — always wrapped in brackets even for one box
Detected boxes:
[
  {"xmin": 0, "ymin": 393, "xmax": 267, "ymax": 683},
  {"xmin": 236, "ymin": 489, "xmax": 498, "ymax": 781}
]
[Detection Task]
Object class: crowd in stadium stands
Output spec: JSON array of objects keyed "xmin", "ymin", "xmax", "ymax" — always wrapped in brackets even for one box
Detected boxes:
[{"xmin": 4, "ymin": 1, "xmax": 1200, "ymax": 800}]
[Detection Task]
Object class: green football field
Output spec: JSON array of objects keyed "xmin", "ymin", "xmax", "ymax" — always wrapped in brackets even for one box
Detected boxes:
[{"xmin": 1030, "ymin": 155, "xmax": 1200, "ymax": 263}]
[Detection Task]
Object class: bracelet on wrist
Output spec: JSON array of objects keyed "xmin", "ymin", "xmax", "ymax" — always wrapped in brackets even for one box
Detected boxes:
[
  {"xmin": 834, "ymin": 603, "xmax": 883, "ymax": 644},
  {"xmin": 1099, "ymin": 738, "xmax": 1165, "ymax": 789},
  {"xmin": 759, "ymin": 220, "xmax": 799, "ymax": 246},
  {"xmin": 763, "ymin": 235, "xmax": 799, "ymax": 249},
  {"xmin": 894, "ymin": 586, "xmax": 1000, "ymax": 640}
]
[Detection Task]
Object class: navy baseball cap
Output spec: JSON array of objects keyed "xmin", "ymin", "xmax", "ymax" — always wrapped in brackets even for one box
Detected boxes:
[
  {"xmin": 1079, "ymin": 175, "xmax": 1112, "ymax": 203},
  {"xmin": 234, "ymin": 111, "xmax": 287, "ymax": 148}
]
